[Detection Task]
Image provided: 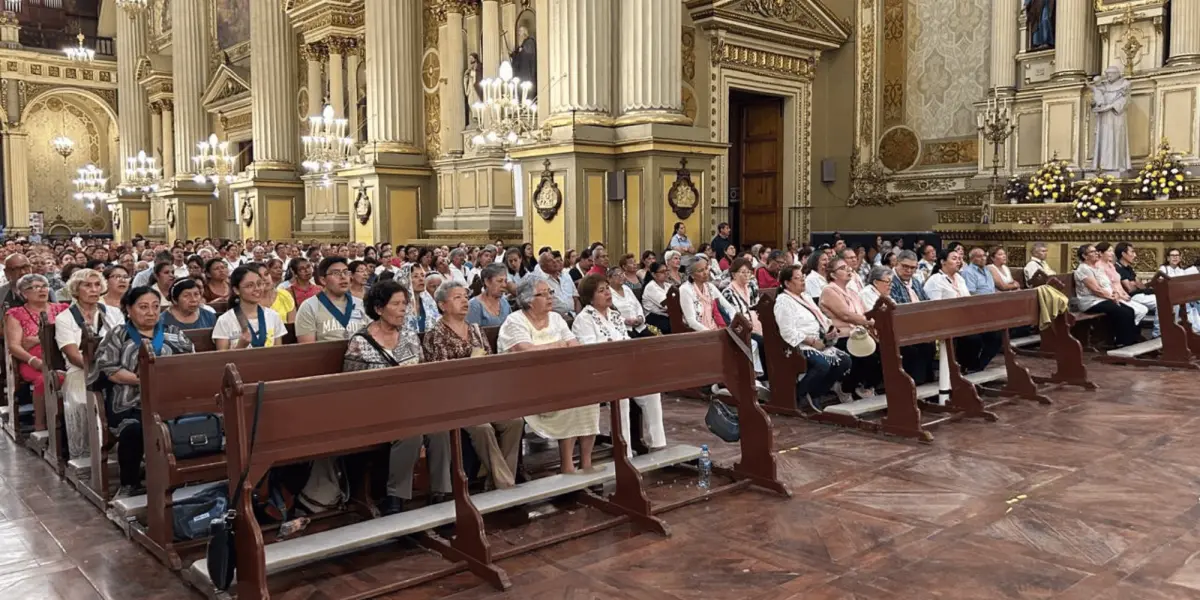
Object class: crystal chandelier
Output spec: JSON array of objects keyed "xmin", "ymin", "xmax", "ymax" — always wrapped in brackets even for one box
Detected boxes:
[
  {"xmin": 121, "ymin": 150, "xmax": 161, "ymax": 194},
  {"xmin": 51, "ymin": 135, "xmax": 74, "ymax": 160},
  {"xmin": 63, "ymin": 32, "xmax": 95, "ymax": 62},
  {"xmin": 192, "ymin": 133, "xmax": 237, "ymax": 197},
  {"xmin": 301, "ymin": 104, "xmax": 357, "ymax": 186},
  {"xmin": 470, "ymin": 60, "xmax": 546, "ymax": 161},
  {"xmin": 114, "ymin": 0, "xmax": 149, "ymax": 14},
  {"xmin": 73, "ymin": 164, "xmax": 109, "ymax": 211}
]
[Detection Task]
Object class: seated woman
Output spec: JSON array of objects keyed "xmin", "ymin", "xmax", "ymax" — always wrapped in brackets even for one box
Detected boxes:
[
  {"xmin": 101, "ymin": 265, "xmax": 130, "ymax": 308},
  {"xmin": 160, "ymin": 279, "xmax": 217, "ymax": 330},
  {"xmin": 573, "ymin": 275, "xmax": 666, "ymax": 453},
  {"xmin": 987, "ymin": 247, "xmax": 1021, "ymax": 292},
  {"xmin": 202, "ymin": 258, "xmax": 231, "ymax": 303},
  {"xmin": 256, "ymin": 262, "xmax": 296, "ymax": 323},
  {"xmin": 858, "ymin": 265, "xmax": 893, "ymax": 310},
  {"xmin": 344, "ymin": 280, "xmax": 450, "ymax": 515},
  {"xmin": 348, "ymin": 259, "xmax": 371, "ymax": 301},
  {"xmin": 1096, "ymin": 242, "xmax": 1149, "ymax": 328},
  {"xmin": 819, "ymin": 257, "xmax": 882, "ymax": 400},
  {"xmin": 640, "ymin": 261, "xmax": 672, "ymax": 334},
  {"xmin": 774, "ymin": 265, "xmax": 851, "ymax": 411},
  {"xmin": 4, "ymin": 274, "xmax": 68, "ymax": 400},
  {"xmin": 804, "ymin": 251, "xmax": 829, "ymax": 301},
  {"xmin": 94, "ymin": 286, "xmax": 194, "ymax": 497},
  {"xmin": 498, "ymin": 275, "xmax": 593, "ymax": 474},
  {"xmin": 283, "ymin": 257, "xmax": 321, "ymax": 307},
  {"xmin": 1075, "ymin": 244, "xmax": 1139, "ymax": 347},
  {"xmin": 403, "ymin": 265, "xmax": 440, "ymax": 333},
  {"xmin": 925, "ymin": 248, "xmax": 1003, "ymax": 372},
  {"xmin": 56, "ymin": 268, "xmax": 126, "ymax": 460},
  {"xmin": 466, "ymin": 264, "xmax": 512, "ymax": 327},
  {"xmin": 616, "ymin": 253, "xmax": 643, "ymax": 296},
  {"xmin": 607, "ymin": 267, "xmax": 649, "ymax": 338},
  {"xmin": 1161, "ymin": 248, "xmax": 1200, "ymax": 331},
  {"xmin": 213, "ymin": 266, "xmax": 288, "ymax": 350},
  {"xmin": 679, "ymin": 256, "xmax": 737, "ymax": 333},
  {"xmin": 150, "ymin": 262, "xmax": 175, "ymax": 309},
  {"xmin": 721, "ymin": 258, "xmax": 767, "ymax": 384},
  {"xmin": 425, "ymin": 280, "xmax": 523, "ymax": 490},
  {"xmin": 663, "ymin": 250, "xmax": 684, "ymax": 287}
]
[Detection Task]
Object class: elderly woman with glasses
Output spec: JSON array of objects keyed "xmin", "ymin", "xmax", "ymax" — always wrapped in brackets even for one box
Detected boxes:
[
  {"xmin": 858, "ymin": 265, "xmax": 894, "ymax": 310},
  {"xmin": 606, "ymin": 267, "xmax": 649, "ymax": 338},
  {"xmin": 679, "ymin": 256, "xmax": 738, "ymax": 333},
  {"xmin": 1075, "ymin": 244, "xmax": 1140, "ymax": 347},
  {"xmin": 498, "ymin": 275, "xmax": 594, "ymax": 474},
  {"xmin": 467, "ymin": 263, "xmax": 512, "ymax": 327},
  {"xmin": 4, "ymin": 273, "xmax": 69, "ymax": 401},
  {"xmin": 640, "ymin": 261, "xmax": 672, "ymax": 334},
  {"xmin": 721, "ymin": 257, "xmax": 768, "ymax": 384},
  {"xmin": 425, "ymin": 280, "xmax": 524, "ymax": 490},
  {"xmin": 573, "ymin": 274, "xmax": 666, "ymax": 453}
]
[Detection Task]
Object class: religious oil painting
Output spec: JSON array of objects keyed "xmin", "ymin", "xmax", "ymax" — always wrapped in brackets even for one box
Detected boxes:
[{"xmin": 216, "ymin": 0, "xmax": 250, "ymax": 49}]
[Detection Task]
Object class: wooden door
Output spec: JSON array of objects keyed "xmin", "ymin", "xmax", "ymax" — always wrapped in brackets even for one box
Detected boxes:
[{"xmin": 739, "ymin": 98, "xmax": 783, "ymax": 248}]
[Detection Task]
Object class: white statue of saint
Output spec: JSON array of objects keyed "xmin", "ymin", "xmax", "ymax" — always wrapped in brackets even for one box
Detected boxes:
[
  {"xmin": 1090, "ymin": 65, "xmax": 1132, "ymax": 175},
  {"xmin": 463, "ymin": 53, "xmax": 483, "ymax": 128}
]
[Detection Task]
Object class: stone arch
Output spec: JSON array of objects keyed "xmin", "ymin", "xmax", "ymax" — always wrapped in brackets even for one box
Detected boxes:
[{"xmin": 25, "ymin": 87, "xmax": 119, "ymax": 130}]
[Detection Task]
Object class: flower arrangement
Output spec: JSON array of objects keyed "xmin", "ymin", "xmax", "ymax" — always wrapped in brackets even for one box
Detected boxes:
[
  {"xmin": 1073, "ymin": 174, "xmax": 1122, "ymax": 223},
  {"xmin": 1137, "ymin": 140, "xmax": 1188, "ymax": 199},
  {"xmin": 1028, "ymin": 157, "xmax": 1072, "ymax": 203},
  {"xmin": 1004, "ymin": 176, "xmax": 1028, "ymax": 204}
]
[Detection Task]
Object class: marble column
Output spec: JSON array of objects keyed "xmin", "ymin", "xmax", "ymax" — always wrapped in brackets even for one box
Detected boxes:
[
  {"xmin": 481, "ymin": 0, "xmax": 501, "ymax": 78},
  {"xmin": 5, "ymin": 77, "xmax": 18, "ymax": 123},
  {"xmin": 1169, "ymin": 0, "xmax": 1200, "ymax": 65},
  {"xmin": 990, "ymin": 0, "xmax": 1019, "ymax": 89},
  {"xmin": 161, "ymin": 101, "xmax": 175, "ymax": 179},
  {"xmin": 328, "ymin": 38, "xmax": 346, "ymax": 118},
  {"xmin": 442, "ymin": 5, "xmax": 465, "ymax": 154},
  {"xmin": 170, "ymin": 0, "xmax": 209, "ymax": 175},
  {"xmin": 549, "ymin": 0, "xmax": 614, "ymax": 119},
  {"xmin": 250, "ymin": 0, "xmax": 298, "ymax": 169},
  {"xmin": 347, "ymin": 47, "xmax": 361, "ymax": 140},
  {"xmin": 618, "ymin": 0, "xmax": 682, "ymax": 117},
  {"xmin": 115, "ymin": 7, "xmax": 151, "ymax": 182},
  {"xmin": 1053, "ymin": 0, "xmax": 1089, "ymax": 80},
  {"xmin": 364, "ymin": 0, "xmax": 422, "ymax": 152},
  {"xmin": 305, "ymin": 44, "xmax": 324, "ymax": 118},
  {"xmin": 149, "ymin": 103, "xmax": 162, "ymax": 167},
  {"xmin": 3, "ymin": 129, "xmax": 29, "ymax": 232}
]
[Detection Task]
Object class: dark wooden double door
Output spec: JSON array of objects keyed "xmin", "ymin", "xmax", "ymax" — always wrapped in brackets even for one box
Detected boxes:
[{"xmin": 728, "ymin": 91, "xmax": 784, "ymax": 250}]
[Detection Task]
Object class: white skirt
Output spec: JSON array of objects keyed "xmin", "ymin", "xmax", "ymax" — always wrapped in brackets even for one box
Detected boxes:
[{"xmin": 61, "ymin": 369, "xmax": 90, "ymax": 460}]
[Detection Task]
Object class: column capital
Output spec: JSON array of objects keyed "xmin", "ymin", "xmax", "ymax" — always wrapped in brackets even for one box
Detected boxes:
[
  {"xmin": 326, "ymin": 36, "xmax": 357, "ymax": 55},
  {"xmin": 150, "ymin": 101, "xmax": 162, "ymax": 115},
  {"xmin": 160, "ymin": 98, "xmax": 174, "ymax": 112},
  {"xmin": 301, "ymin": 42, "xmax": 328, "ymax": 61}
]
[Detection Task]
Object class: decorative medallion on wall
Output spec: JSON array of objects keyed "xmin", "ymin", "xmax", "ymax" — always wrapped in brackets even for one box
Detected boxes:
[
  {"xmin": 668, "ymin": 158, "xmax": 700, "ymax": 220},
  {"xmin": 111, "ymin": 209, "xmax": 121, "ymax": 231},
  {"xmin": 354, "ymin": 179, "xmax": 372, "ymax": 225},
  {"xmin": 877, "ymin": 125, "xmax": 920, "ymax": 172},
  {"xmin": 533, "ymin": 159, "xmax": 562, "ymax": 221},
  {"xmin": 166, "ymin": 205, "xmax": 176, "ymax": 229},
  {"xmin": 240, "ymin": 199, "xmax": 254, "ymax": 227}
]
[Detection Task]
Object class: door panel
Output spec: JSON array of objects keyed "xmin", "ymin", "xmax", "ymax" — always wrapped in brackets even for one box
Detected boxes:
[{"xmin": 739, "ymin": 98, "xmax": 783, "ymax": 248}]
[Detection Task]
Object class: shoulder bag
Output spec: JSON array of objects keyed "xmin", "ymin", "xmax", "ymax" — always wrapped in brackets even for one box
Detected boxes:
[{"xmin": 206, "ymin": 381, "xmax": 265, "ymax": 591}]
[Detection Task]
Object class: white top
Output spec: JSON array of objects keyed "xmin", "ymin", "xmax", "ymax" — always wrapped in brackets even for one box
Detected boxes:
[
  {"xmin": 804, "ymin": 272, "xmax": 827, "ymax": 300},
  {"xmin": 449, "ymin": 264, "xmax": 469, "ymax": 286},
  {"xmin": 859, "ymin": 285, "xmax": 881, "ymax": 310},
  {"xmin": 641, "ymin": 280, "xmax": 670, "ymax": 316},
  {"xmin": 609, "ymin": 285, "xmax": 646, "ymax": 333},
  {"xmin": 1074, "ymin": 263, "xmax": 1114, "ymax": 311},
  {"xmin": 55, "ymin": 304, "xmax": 126, "ymax": 375},
  {"xmin": 1160, "ymin": 265, "xmax": 1199, "ymax": 277},
  {"xmin": 571, "ymin": 305, "xmax": 629, "ymax": 344},
  {"xmin": 924, "ymin": 272, "xmax": 970, "ymax": 300},
  {"xmin": 496, "ymin": 310, "xmax": 575, "ymax": 353},
  {"xmin": 915, "ymin": 259, "xmax": 935, "ymax": 284},
  {"xmin": 678, "ymin": 281, "xmax": 737, "ymax": 332},
  {"xmin": 1024, "ymin": 258, "xmax": 1056, "ymax": 281},
  {"xmin": 774, "ymin": 291, "xmax": 829, "ymax": 351},
  {"xmin": 212, "ymin": 305, "xmax": 288, "ymax": 347}
]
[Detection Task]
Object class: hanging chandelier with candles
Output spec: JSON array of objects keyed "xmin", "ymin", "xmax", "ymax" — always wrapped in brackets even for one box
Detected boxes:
[
  {"xmin": 192, "ymin": 134, "xmax": 237, "ymax": 197},
  {"xmin": 51, "ymin": 134, "xmax": 74, "ymax": 160},
  {"xmin": 63, "ymin": 32, "xmax": 95, "ymax": 62},
  {"xmin": 301, "ymin": 104, "xmax": 357, "ymax": 186},
  {"xmin": 121, "ymin": 150, "xmax": 161, "ymax": 194},
  {"xmin": 73, "ymin": 164, "xmax": 109, "ymax": 211},
  {"xmin": 470, "ymin": 60, "xmax": 547, "ymax": 160}
]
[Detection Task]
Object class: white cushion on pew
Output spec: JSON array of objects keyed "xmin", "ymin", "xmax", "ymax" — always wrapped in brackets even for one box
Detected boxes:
[
  {"xmin": 823, "ymin": 366, "xmax": 1008, "ymax": 417},
  {"xmin": 1011, "ymin": 335, "xmax": 1040, "ymax": 348},
  {"xmin": 66, "ymin": 457, "xmax": 117, "ymax": 475},
  {"xmin": 188, "ymin": 444, "xmax": 701, "ymax": 583},
  {"xmin": 30, "ymin": 430, "xmax": 48, "ymax": 442},
  {"xmin": 1106, "ymin": 337, "xmax": 1162, "ymax": 359},
  {"xmin": 110, "ymin": 481, "xmax": 226, "ymax": 521}
]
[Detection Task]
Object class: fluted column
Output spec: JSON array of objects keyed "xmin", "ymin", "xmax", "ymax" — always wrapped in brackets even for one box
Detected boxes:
[
  {"xmin": 170, "ymin": 0, "xmax": 209, "ymax": 175},
  {"xmin": 618, "ymin": 0, "xmax": 681, "ymax": 117},
  {"xmin": 328, "ymin": 38, "xmax": 346, "ymax": 118},
  {"xmin": 365, "ymin": 0, "xmax": 421, "ymax": 151},
  {"xmin": 481, "ymin": 0, "xmax": 501, "ymax": 78},
  {"xmin": 1169, "ymin": 0, "xmax": 1200, "ymax": 65},
  {"xmin": 250, "ymin": 0, "xmax": 298, "ymax": 168},
  {"xmin": 549, "ymin": 0, "xmax": 613, "ymax": 118},
  {"xmin": 990, "ymin": 0, "xmax": 1019, "ymax": 89},
  {"xmin": 4, "ymin": 77, "xmax": 18, "ymax": 123},
  {"xmin": 347, "ymin": 47, "xmax": 361, "ymax": 140},
  {"xmin": 161, "ymin": 101, "xmax": 175, "ymax": 179},
  {"xmin": 442, "ymin": 5, "xmax": 465, "ymax": 153},
  {"xmin": 304, "ymin": 44, "xmax": 324, "ymax": 119},
  {"xmin": 1053, "ymin": 0, "xmax": 1089, "ymax": 80},
  {"xmin": 116, "ymin": 6, "xmax": 151, "ymax": 183},
  {"xmin": 3, "ymin": 129, "xmax": 29, "ymax": 232},
  {"xmin": 149, "ymin": 103, "xmax": 162, "ymax": 167}
]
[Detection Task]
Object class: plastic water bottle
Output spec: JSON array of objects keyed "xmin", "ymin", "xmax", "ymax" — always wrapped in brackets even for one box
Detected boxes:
[{"xmin": 697, "ymin": 444, "xmax": 712, "ymax": 492}]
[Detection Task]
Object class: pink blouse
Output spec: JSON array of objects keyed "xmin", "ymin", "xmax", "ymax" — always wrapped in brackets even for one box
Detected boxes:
[{"xmin": 820, "ymin": 283, "xmax": 866, "ymax": 337}]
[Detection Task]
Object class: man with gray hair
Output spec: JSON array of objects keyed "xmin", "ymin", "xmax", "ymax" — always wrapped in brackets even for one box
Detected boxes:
[
  {"xmin": 1024, "ymin": 242, "xmax": 1056, "ymax": 281},
  {"xmin": 532, "ymin": 251, "xmax": 578, "ymax": 317},
  {"xmin": 888, "ymin": 249, "xmax": 934, "ymax": 383}
]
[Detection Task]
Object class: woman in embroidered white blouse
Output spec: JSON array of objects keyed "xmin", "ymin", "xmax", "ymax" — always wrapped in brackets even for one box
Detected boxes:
[
  {"xmin": 640, "ymin": 261, "xmax": 672, "ymax": 334},
  {"xmin": 925, "ymin": 248, "xmax": 1003, "ymax": 372},
  {"xmin": 572, "ymin": 274, "xmax": 666, "ymax": 453},
  {"xmin": 773, "ymin": 265, "xmax": 851, "ymax": 411},
  {"xmin": 678, "ymin": 256, "xmax": 738, "ymax": 332},
  {"xmin": 606, "ymin": 267, "xmax": 649, "ymax": 337}
]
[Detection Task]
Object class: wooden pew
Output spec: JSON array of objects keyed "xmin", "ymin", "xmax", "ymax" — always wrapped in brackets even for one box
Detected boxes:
[
  {"xmin": 665, "ymin": 285, "xmax": 689, "ymax": 334},
  {"xmin": 1101, "ymin": 271, "xmax": 1200, "ymax": 369},
  {"xmin": 1027, "ymin": 272, "xmax": 1108, "ymax": 351},
  {"xmin": 818, "ymin": 284, "xmax": 1093, "ymax": 442},
  {"xmin": 200, "ymin": 316, "xmax": 787, "ymax": 599}
]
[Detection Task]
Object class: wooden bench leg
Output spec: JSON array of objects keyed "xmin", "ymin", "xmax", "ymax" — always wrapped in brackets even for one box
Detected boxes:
[
  {"xmin": 878, "ymin": 336, "xmax": 933, "ymax": 443},
  {"xmin": 723, "ymin": 326, "xmax": 791, "ymax": 496},
  {"xmin": 998, "ymin": 331, "xmax": 1051, "ymax": 405},
  {"xmin": 574, "ymin": 407, "xmax": 670, "ymax": 536},
  {"xmin": 143, "ymin": 417, "xmax": 183, "ymax": 570},
  {"xmin": 87, "ymin": 392, "xmax": 113, "ymax": 505},
  {"xmin": 1043, "ymin": 314, "xmax": 1099, "ymax": 388},
  {"xmin": 944, "ymin": 341, "xmax": 998, "ymax": 422}
]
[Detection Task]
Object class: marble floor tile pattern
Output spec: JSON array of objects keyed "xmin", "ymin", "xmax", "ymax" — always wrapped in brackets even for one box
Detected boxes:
[{"xmin": 0, "ymin": 361, "xmax": 1199, "ymax": 598}]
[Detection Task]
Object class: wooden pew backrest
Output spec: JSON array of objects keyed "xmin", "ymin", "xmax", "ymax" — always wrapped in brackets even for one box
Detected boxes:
[{"xmin": 872, "ymin": 290, "xmax": 1041, "ymax": 346}]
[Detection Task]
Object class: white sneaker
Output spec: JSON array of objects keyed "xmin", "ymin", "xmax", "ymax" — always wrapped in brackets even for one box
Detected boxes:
[
  {"xmin": 832, "ymin": 382, "xmax": 854, "ymax": 404},
  {"xmin": 711, "ymin": 384, "xmax": 732, "ymax": 397},
  {"xmin": 755, "ymin": 380, "xmax": 770, "ymax": 391},
  {"xmin": 855, "ymin": 386, "xmax": 877, "ymax": 398},
  {"xmin": 803, "ymin": 394, "xmax": 822, "ymax": 413}
]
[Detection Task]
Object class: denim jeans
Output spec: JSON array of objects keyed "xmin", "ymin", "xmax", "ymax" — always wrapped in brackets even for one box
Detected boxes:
[{"xmin": 796, "ymin": 348, "xmax": 852, "ymax": 401}]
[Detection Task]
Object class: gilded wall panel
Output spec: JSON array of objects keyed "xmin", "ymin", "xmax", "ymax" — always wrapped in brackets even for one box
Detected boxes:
[{"xmin": 25, "ymin": 97, "xmax": 110, "ymax": 231}]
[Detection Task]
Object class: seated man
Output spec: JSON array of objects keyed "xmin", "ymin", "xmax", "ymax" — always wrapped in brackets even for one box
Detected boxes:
[
  {"xmin": 1114, "ymin": 242, "xmax": 1158, "ymax": 337},
  {"xmin": 961, "ymin": 248, "xmax": 997, "ymax": 296},
  {"xmin": 889, "ymin": 251, "xmax": 935, "ymax": 384},
  {"xmin": 1024, "ymin": 241, "xmax": 1056, "ymax": 281}
]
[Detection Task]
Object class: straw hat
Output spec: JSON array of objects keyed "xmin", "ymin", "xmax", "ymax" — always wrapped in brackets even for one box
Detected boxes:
[{"xmin": 846, "ymin": 326, "xmax": 876, "ymax": 357}]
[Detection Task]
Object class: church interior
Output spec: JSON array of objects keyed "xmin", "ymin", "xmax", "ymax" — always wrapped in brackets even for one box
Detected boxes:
[{"xmin": 2, "ymin": 0, "xmax": 1200, "ymax": 599}]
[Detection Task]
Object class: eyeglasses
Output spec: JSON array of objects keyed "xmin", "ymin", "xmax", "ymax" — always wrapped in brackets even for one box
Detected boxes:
[
  {"xmin": 22, "ymin": 284, "xmax": 48, "ymax": 292},
  {"xmin": 108, "ymin": 275, "xmax": 130, "ymax": 281},
  {"xmin": 325, "ymin": 269, "xmax": 351, "ymax": 278},
  {"xmin": 532, "ymin": 291, "xmax": 552, "ymax": 299}
]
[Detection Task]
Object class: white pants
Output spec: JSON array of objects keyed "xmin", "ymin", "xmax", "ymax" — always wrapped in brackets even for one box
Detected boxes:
[
  {"xmin": 1120, "ymin": 298, "xmax": 1149, "ymax": 327},
  {"xmin": 62, "ymin": 369, "xmax": 90, "ymax": 460},
  {"xmin": 617, "ymin": 394, "xmax": 667, "ymax": 456},
  {"xmin": 1128, "ymin": 293, "xmax": 1158, "ymax": 336}
]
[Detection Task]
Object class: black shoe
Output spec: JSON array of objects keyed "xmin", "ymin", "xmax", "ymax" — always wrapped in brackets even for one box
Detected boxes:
[
  {"xmin": 428, "ymin": 492, "xmax": 450, "ymax": 505},
  {"xmin": 380, "ymin": 495, "xmax": 405, "ymax": 516}
]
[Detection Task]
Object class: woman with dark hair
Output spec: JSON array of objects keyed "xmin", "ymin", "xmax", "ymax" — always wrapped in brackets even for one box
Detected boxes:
[
  {"xmin": 255, "ymin": 262, "xmax": 295, "ymax": 323},
  {"xmin": 212, "ymin": 266, "xmax": 287, "ymax": 350},
  {"xmin": 101, "ymin": 264, "xmax": 131, "ymax": 308},
  {"xmin": 616, "ymin": 253, "xmax": 643, "ymax": 294},
  {"xmin": 348, "ymin": 259, "xmax": 371, "ymax": 300},
  {"xmin": 926, "ymin": 248, "xmax": 1003, "ymax": 372},
  {"xmin": 467, "ymin": 263, "xmax": 512, "ymax": 327},
  {"xmin": 668, "ymin": 221, "xmax": 694, "ymax": 253},
  {"xmin": 284, "ymin": 256, "xmax": 320, "ymax": 306},
  {"xmin": 151, "ymin": 262, "xmax": 175, "ymax": 308},
  {"xmin": 520, "ymin": 242, "xmax": 537, "ymax": 273},
  {"xmin": 160, "ymin": 279, "xmax": 216, "ymax": 330},
  {"xmin": 185, "ymin": 254, "xmax": 205, "ymax": 280},
  {"xmin": 202, "ymin": 257, "xmax": 231, "ymax": 302},
  {"xmin": 636, "ymin": 250, "xmax": 657, "ymax": 281},
  {"xmin": 640, "ymin": 261, "xmax": 672, "ymax": 334},
  {"xmin": 1075, "ymin": 244, "xmax": 1139, "ymax": 347},
  {"xmin": 94, "ymin": 286, "xmax": 194, "ymax": 497}
]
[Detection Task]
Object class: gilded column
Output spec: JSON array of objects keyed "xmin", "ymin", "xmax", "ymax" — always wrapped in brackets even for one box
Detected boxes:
[
  {"xmin": 481, "ymin": 0, "xmax": 501, "ymax": 78},
  {"xmin": 365, "ymin": 0, "xmax": 422, "ymax": 151},
  {"xmin": 1169, "ymin": 0, "xmax": 1200, "ymax": 65},
  {"xmin": 1053, "ymin": 0, "xmax": 1089, "ymax": 80},
  {"xmin": 304, "ymin": 43, "xmax": 324, "ymax": 118},
  {"xmin": 328, "ymin": 38, "xmax": 346, "ymax": 118},
  {"xmin": 990, "ymin": 0, "xmax": 1019, "ymax": 89},
  {"xmin": 250, "ymin": 0, "xmax": 298, "ymax": 168},
  {"xmin": 161, "ymin": 101, "xmax": 175, "ymax": 179},
  {"xmin": 170, "ymin": 0, "xmax": 210, "ymax": 174},
  {"xmin": 617, "ymin": 0, "xmax": 682, "ymax": 119},
  {"xmin": 442, "ymin": 3, "xmax": 465, "ymax": 154},
  {"xmin": 347, "ymin": 45, "xmax": 361, "ymax": 140},
  {"xmin": 115, "ymin": 5, "xmax": 151, "ymax": 179},
  {"xmin": 549, "ymin": 0, "xmax": 614, "ymax": 120}
]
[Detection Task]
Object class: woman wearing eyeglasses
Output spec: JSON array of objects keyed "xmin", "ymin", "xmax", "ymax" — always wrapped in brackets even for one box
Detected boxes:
[
  {"xmin": 1075, "ymin": 244, "xmax": 1139, "ymax": 347},
  {"xmin": 4, "ymin": 273, "xmax": 68, "ymax": 402},
  {"xmin": 101, "ymin": 265, "xmax": 131, "ymax": 308},
  {"xmin": 640, "ymin": 261, "xmax": 672, "ymax": 335}
]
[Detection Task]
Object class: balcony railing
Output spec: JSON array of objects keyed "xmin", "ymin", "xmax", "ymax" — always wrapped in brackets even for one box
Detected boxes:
[{"xmin": 18, "ymin": 28, "xmax": 114, "ymax": 57}]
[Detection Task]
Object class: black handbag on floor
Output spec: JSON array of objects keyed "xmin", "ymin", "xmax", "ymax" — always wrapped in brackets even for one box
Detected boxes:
[
  {"xmin": 165, "ymin": 413, "xmax": 224, "ymax": 460},
  {"xmin": 705, "ymin": 398, "xmax": 740, "ymax": 443},
  {"xmin": 207, "ymin": 381, "xmax": 265, "ymax": 591}
]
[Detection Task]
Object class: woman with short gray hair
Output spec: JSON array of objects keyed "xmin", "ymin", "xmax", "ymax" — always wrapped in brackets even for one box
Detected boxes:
[
  {"xmin": 467, "ymin": 263, "xmax": 512, "ymax": 327},
  {"xmin": 4, "ymin": 273, "xmax": 68, "ymax": 401},
  {"xmin": 859, "ymin": 265, "xmax": 894, "ymax": 309},
  {"xmin": 679, "ymin": 256, "xmax": 737, "ymax": 333}
]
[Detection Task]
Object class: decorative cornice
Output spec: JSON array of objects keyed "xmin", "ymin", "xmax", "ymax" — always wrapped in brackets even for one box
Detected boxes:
[
  {"xmin": 710, "ymin": 38, "xmax": 816, "ymax": 81},
  {"xmin": 687, "ymin": 0, "xmax": 850, "ymax": 50}
]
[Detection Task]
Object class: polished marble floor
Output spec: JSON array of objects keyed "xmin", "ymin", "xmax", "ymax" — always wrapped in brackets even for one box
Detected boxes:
[{"xmin": 2, "ymin": 361, "xmax": 1200, "ymax": 599}]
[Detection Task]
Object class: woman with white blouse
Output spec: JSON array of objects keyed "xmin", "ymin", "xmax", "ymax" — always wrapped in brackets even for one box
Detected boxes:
[
  {"xmin": 926, "ymin": 248, "xmax": 1002, "ymax": 371},
  {"xmin": 1159, "ymin": 248, "xmax": 1200, "ymax": 334},
  {"xmin": 986, "ymin": 247, "xmax": 1021, "ymax": 291},
  {"xmin": 212, "ymin": 266, "xmax": 288, "ymax": 350},
  {"xmin": 678, "ymin": 257, "xmax": 738, "ymax": 333},
  {"xmin": 859, "ymin": 265, "xmax": 893, "ymax": 310},
  {"xmin": 606, "ymin": 267, "xmax": 649, "ymax": 338},
  {"xmin": 572, "ymin": 274, "xmax": 666, "ymax": 454},
  {"xmin": 773, "ymin": 265, "xmax": 851, "ymax": 411},
  {"xmin": 640, "ymin": 261, "xmax": 672, "ymax": 334},
  {"xmin": 1074, "ymin": 244, "xmax": 1139, "ymax": 347},
  {"xmin": 803, "ymin": 250, "xmax": 829, "ymax": 302}
]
